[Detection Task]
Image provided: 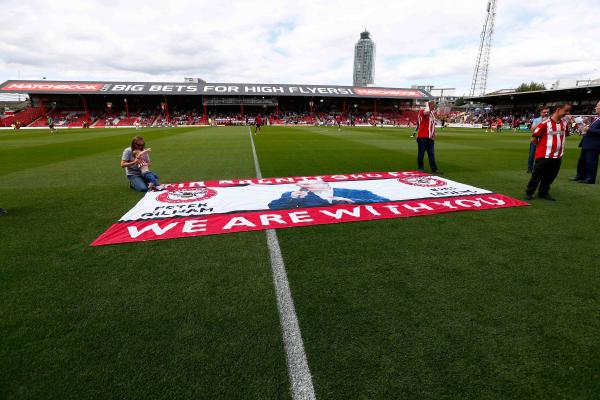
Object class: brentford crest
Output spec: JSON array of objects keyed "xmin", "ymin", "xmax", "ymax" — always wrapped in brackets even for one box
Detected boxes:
[
  {"xmin": 397, "ymin": 176, "xmax": 447, "ymax": 187},
  {"xmin": 156, "ymin": 187, "xmax": 217, "ymax": 203}
]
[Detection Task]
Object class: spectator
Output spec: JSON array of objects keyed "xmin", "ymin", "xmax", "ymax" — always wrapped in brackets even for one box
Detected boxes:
[{"xmin": 512, "ymin": 117, "xmax": 520, "ymax": 132}]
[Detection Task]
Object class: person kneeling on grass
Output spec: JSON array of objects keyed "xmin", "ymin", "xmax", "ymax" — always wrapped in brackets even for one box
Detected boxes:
[
  {"xmin": 120, "ymin": 136, "xmax": 165, "ymax": 192},
  {"xmin": 524, "ymin": 102, "xmax": 572, "ymax": 201}
]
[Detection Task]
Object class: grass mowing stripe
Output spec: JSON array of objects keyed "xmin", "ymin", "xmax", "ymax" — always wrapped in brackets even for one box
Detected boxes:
[
  {"xmin": 0, "ymin": 128, "xmax": 196, "ymax": 176},
  {"xmin": 249, "ymin": 127, "xmax": 317, "ymax": 400},
  {"xmin": 0, "ymin": 127, "xmax": 291, "ymax": 399},
  {"xmin": 255, "ymin": 126, "xmax": 599, "ymax": 399}
]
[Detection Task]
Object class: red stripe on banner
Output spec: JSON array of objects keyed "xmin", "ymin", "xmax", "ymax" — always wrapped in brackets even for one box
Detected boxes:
[{"xmin": 91, "ymin": 193, "xmax": 528, "ymax": 246}]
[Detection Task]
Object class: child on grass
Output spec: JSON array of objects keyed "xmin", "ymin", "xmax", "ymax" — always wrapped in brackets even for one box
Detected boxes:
[{"xmin": 131, "ymin": 148, "xmax": 165, "ymax": 191}]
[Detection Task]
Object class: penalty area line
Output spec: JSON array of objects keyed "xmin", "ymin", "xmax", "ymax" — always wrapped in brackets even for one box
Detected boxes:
[{"xmin": 247, "ymin": 127, "xmax": 317, "ymax": 400}]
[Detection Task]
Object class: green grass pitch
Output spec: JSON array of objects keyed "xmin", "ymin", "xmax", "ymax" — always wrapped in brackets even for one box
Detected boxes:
[{"xmin": 1, "ymin": 125, "xmax": 599, "ymax": 399}]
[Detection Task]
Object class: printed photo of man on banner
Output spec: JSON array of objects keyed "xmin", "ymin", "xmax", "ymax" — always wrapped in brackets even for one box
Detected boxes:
[{"xmin": 268, "ymin": 180, "xmax": 389, "ymax": 209}]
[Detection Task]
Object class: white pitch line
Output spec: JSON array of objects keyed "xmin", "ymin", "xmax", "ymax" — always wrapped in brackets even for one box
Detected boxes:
[{"xmin": 248, "ymin": 127, "xmax": 317, "ymax": 400}]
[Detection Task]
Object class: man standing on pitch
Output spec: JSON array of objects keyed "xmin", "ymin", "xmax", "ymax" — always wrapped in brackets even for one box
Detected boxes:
[
  {"xmin": 572, "ymin": 100, "xmax": 600, "ymax": 184},
  {"xmin": 524, "ymin": 102, "xmax": 572, "ymax": 201},
  {"xmin": 527, "ymin": 106, "xmax": 549, "ymax": 173},
  {"xmin": 416, "ymin": 101, "xmax": 441, "ymax": 173},
  {"xmin": 254, "ymin": 114, "xmax": 262, "ymax": 134},
  {"xmin": 48, "ymin": 115, "xmax": 56, "ymax": 134}
]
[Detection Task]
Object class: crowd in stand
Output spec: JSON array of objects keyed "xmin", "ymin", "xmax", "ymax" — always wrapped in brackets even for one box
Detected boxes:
[
  {"xmin": 5, "ymin": 103, "xmax": 596, "ymax": 131},
  {"xmin": 1, "ymin": 108, "xmax": 420, "ymax": 129},
  {"xmin": 137, "ymin": 110, "xmax": 421, "ymax": 127},
  {"xmin": 443, "ymin": 106, "xmax": 597, "ymax": 134}
]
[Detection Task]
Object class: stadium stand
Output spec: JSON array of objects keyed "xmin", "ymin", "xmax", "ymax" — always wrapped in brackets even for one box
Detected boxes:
[
  {"xmin": 9, "ymin": 108, "xmax": 422, "ymax": 128},
  {"xmin": 0, "ymin": 106, "xmax": 46, "ymax": 127}
]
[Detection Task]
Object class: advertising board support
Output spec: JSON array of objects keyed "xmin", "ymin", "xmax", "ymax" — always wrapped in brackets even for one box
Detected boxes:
[{"xmin": 80, "ymin": 95, "xmax": 89, "ymax": 124}]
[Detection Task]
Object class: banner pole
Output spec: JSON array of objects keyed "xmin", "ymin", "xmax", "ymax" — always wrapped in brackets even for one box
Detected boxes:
[
  {"xmin": 81, "ymin": 95, "xmax": 89, "ymax": 124},
  {"xmin": 164, "ymin": 96, "xmax": 170, "ymax": 122}
]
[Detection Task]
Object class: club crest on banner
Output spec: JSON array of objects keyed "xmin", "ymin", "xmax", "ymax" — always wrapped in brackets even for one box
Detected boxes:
[
  {"xmin": 397, "ymin": 176, "xmax": 446, "ymax": 187},
  {"xmin": 156, "ymin": 188, "xmax": 217, "ymax": 203}
]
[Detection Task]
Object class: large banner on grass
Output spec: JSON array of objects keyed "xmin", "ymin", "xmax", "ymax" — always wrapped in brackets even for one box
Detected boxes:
[{"xmin": 91, "ymin": 171, "xmax": 528, "ymax": 246}]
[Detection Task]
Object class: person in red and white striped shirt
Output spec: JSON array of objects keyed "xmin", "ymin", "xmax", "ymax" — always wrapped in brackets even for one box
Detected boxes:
[
  {"xmin": 416, "ymin": 101, "xmax": 441, "ymax": 173},
  {"xmin": 524, "ymin": 102, "xmax": 572, "ymax": 201}
]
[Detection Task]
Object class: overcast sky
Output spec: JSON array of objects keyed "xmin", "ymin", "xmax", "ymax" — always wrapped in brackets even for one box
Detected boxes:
[{"xmin": 0, "ymin": 0, "xmax": 598, "ymax": 95}]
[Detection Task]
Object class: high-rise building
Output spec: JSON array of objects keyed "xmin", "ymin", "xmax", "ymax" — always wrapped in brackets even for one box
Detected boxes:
[
  {"xmin": 183, "ymin": 77, "xmax": 207, "ymax": 83},
  {"xmin": 353, "ymin": 30, "xmax": 376, "ymax": 87}
]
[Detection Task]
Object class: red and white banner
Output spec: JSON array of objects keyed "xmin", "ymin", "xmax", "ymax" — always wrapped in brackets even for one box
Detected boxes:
[{"xmin": 91, "ymin": 171, "xmax": 528, "ymax": 246}]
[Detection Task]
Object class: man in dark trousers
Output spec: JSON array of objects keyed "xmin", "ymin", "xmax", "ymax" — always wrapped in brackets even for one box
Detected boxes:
[
  {"xmin": 254, "ymin": 114, "xmax": 262, "ymax": 134},
  {"xmin": 528, "ymin": 106, "xmax": 549, "ymax": 173},
  {"xmin": 47, "ymin": 115, "xmax": 56, "ymax": 133},
  {"xmin": 416, "ymin": 101, "xmax": 441, "ymax": 173},
  {"xmin": 525, "ymin": 102, "xmax": 572, "ymax": 201},
  {"xmin": 571, "ymin": 100, "xmax": 600, "ymax": 184}
]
